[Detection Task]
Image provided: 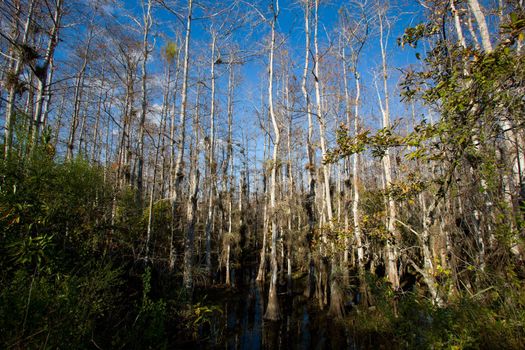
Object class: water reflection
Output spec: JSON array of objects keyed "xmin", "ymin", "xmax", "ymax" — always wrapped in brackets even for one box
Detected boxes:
[{"xmin": 220, "ymin": 277, "xmax": 348, "ymax": 350}]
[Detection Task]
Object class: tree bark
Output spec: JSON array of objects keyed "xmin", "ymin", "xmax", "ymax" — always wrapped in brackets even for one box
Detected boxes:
[
  {"xmin": 66, "ymin": 19, "xmax": 95, "ymax": 160},
  {"xmin": 30, "ymin": 0, "xmax": 63, "ymax": 153},
  {"xmin": 467, "ymin": 0, "xmax": 493, "ymax": 53},
  {"xmin": 172, "ymin": 0, "xmax": 193, "ymax": 202},
  {"xmin": 183, "ymin": 80, "xmax": 201, "ymax": 294},
  {"xmin": 4, "ymin": 0, "xmax": 35, "ymax": 158},
  {"xmin": 264, "ymin": 1, "xmax": 281, "ymax": 321},
  {"xmin": 378, "ymin": 10, "xmax": 400, "ymax": 290},
  {"xmin": 205, "ymin": 34, "xmax": 217, "ymax": 281},
  {"xmin": 137, "ymin": 0, "xmax": 153, "ymax": 207},
  {"xmin": 301, "ymin": 0, "xmax": 317, "ymax": 299}
]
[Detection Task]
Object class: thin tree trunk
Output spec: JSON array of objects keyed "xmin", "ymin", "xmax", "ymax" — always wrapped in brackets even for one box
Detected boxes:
[
  {"xmin": 225, "ymin": 60, "xmax": 236, "ymax": 286},
  {"xmin": 378, "ymin": 11, "xmax": 400, "ymax": 290},
  {"xmin": 137, "ymin": 0, "xmax": 152, "ymax": 207},
  {"xmin": 183, "ymin": 80, "xmax": 200, "ymax": 294},
  {"xmin": 451, "ymin": 0, "xmax": 467, "ymax": 48},
  {"xmin": 30, "ymin": 0, "xmax": 63, "ymax": 152},
  {"xmin": 144, "ymin": 89, "xmax": 166, "ymax": 263},
  {"xmin": 285, "ymin": 80, "xmax": 293, "ymax": 296},
  {"xmin": 168, "ymin": 47, "xmax": 181, "ymax": 272},
  {"xmin": 66, "ymin": 20, "xmax": 94, "ymax": 160},
  {"xmin": 256, "ymin": 97, "xmax": 270, "ymax": 283},
  {"xmin": 225, "ymin": 136, "xmax": 234, "ymax": 286},
  {"xmin": 172, "ymin": 0, "xmax": 193, "ymax": 202},
  {"xmin": 467, "ymin": 0, "xmax": 493, "ymax": 53},
  {"xmin": 170, "ymin": 0, "xmax": 193, "ymax": 273},
  {"xmin": 4, "ymin": 0, "xmax": 35, "ymax": 158},
  {"xmin": 301, "ymin": 0, "xmax": 317, "ymax": 299},
  {"xmin": 313, "ymin": 0, "xmax": 332, "ymax": 226},
  {"xmin": 264, "ymin": 1, "xmax": 281, "ymax": 321},
  {"xmin": 205, "ymin": 34, "xmax": 217, "ymax": 281}
]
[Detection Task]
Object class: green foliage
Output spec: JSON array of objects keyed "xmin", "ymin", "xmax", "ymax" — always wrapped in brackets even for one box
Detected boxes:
[
  {"xmin": 164, "ymin": 41, "xmax": 179, "ymax": 63},
  {"xmin": 0, "ymin": 154, "xmax": 128, "ymax": 348},
  {"xmin": 352, "ymin": 278, "xmax": 525, "ymax": 349},
  {"xmin": 1, "ymin": 154, "xmax": 113, "ymax": 257},
  {"xmin": 7, "ymin": 233, "xmax": 54, "ymax": 269},
  {"xmin": 130, "ymin": 267, "xmax": 168, "ymax": 349},
  {"xmin": 398, "ymin": 22, "xmax": 440, "ymax": 48},
  {"xmin": 0, "ymin": 261, "xmax": 123, "ymax": 348},
  {"xmin": 190, "ymin": 297, "xmax": 223, "ymax": 343}
]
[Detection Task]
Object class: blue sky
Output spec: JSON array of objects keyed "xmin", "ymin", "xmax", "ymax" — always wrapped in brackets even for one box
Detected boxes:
[
  {"xmin": 117, "ymin": 0, "xmax": 427, "ymax": 166},
  {"xmin": 50, "ymin": 0, "xmax": 429, "ymax": 168}
]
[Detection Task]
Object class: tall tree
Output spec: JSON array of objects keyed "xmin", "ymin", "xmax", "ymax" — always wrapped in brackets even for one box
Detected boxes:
[
  {"xmin": 264, "ymin": 0, "xmax": 281, "ymax": 321},
  {"xmin": 136, "ymin": 0, "xmax": 153, "ymax": 206}
]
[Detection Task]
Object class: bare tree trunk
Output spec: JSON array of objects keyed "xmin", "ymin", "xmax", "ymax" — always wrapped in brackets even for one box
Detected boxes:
[
  {"xmin": 341, "ymin": 45, "xmax": 352, "ymax": 288},
  {"xmin": 116, "ymin": 65, "xmax": 136, "ymax": 188},
  {"xmin": 285, "ymin": 80, "xmax": 293, "ymax": 296},
  {"xmin": 158, "ymin": 66, "xmax": 170, "ymax": 198},
  {"xmin": 30, "ymin": 0, "xmax": 63, "ymax": 153},
  {"xmin": 264, "ymin": 1, "xmax": 281, "ymax": 321},
  {"xmin": 451, "ymin": 0, "xmax": 467, "ymax": 48},
  {"xmin": 301, "ymin": 0, "xmax": 317, "ymax": 299},
  {"xmin": 144, "ymin": 56, "xmax": 172, "ymax": 263},
  {"xmin": 313, "ymin": 0, "xmax": 332, "ymax": 226},
  {"xmin": 205, "ymin": 34, "xmax": 217, "ymax": 281},
  {"xmin": 78, "ymin": 84, "xmax": 94, "ymax": 156},
  {"xmin": 172, "ymin": 0, "xmax": 193, "ymax": 202},
  {"xmin": 377, "ymin": 10, "xmax": 400, "ymax": 290},
  {"xmin": 168, "ymin": 46, "xmax": 181, "ymax": 272},
  {"xmin": 183, "ymin": 167, "xmax": 200, "ymax": 292},
  {"xmin": 91, "ymin": 71, "xmax": 105, "ymax": 163},
  {"xmin": 519, "ymin": 0, "xmax": 524, "ymax": 53},
  {"xmin": 40, "ymin": 58, "xmax": 55, "ymax": 131},
  {"xmin": 256, "ymin": 132, "xmax": 269, "ymax": 282},
  {"xmin": 467, "ymin": 0, "xmax": 493, "ymax": 53},
  {"xmin": 4, "ymin": 0, "xmax": 35, "ymax": 158},
  {"xmin": 314, "ymin": 0, "xmax": 325, "ymax": 307},
  {"xmin": 52, "ymin": 92, "xmax": 67, "ymax": 151},
  {"xmin": 171, "ymin": 0, "xmax": 193, "ymax": 273},
  {"xmin": 169, "ymin": 43, "xmax": 181, "ymax": 197},
  {"xmin": 225, "ymin": 137, "xmax": 234, "ymax": 286},
  {"xmin": 66, "ymin": 20, "xmax": 94, "ymax": 160},
  {"xmin": 137, "ymin": 0, "xmax": 152, "ymax": 207},
  {"xmin": 223, "ymin": 62, "xmax": 234, "ymax": 286},
  {"xmin": 144, "ymin": 87, "xmax": 166, "ymax": 263},
  {"xmin": 183, "ymin": 79, "xmax": 200, "ymax": 294}
]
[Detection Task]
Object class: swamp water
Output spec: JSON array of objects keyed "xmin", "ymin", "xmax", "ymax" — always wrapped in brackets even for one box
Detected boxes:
[{"xmin": 179, "ymin": 270, "xmax": 390, "ymax": 349}]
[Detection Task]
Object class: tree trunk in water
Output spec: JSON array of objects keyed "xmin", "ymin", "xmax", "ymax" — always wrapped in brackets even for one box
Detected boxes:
[
  {"xmin": 256, "ymin": 130, "xmax": 270, "ymax": 282},
  {"xmin": 264, "ymin": 2, "xmax": 281, "ymax": 321},
  {"xmin": 301, "ymin": 0, "xmax": 317, "ymax": 299}
]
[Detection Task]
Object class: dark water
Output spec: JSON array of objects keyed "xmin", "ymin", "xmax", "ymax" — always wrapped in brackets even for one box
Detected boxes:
[
  {"xmin": 220, "ymin": 280, "xmax": 349, "ymax": 350},
  {"xmin": 180, "ymin": 269, "xmax": 395, "ymax": 350},
  {"xmin": 189, "ymin": 267, "xmax": 371, "ymax": 350}
]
